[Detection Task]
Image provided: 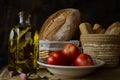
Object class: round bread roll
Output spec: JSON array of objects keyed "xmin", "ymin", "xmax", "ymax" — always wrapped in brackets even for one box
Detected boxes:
[
  {"xmin": 39, "ymin": 8, "xmax": 80, "ymax": 41},
  {"xmin": 105, "ymin": 22, "xmax": 120, "ymax": 35},
  {"xmin": 93, "ymin": 23, "xmax": 105, "ymax": 34},
  {"xmin": 79, "ymin": 22, "xmax": 94, "ymax": 34}
]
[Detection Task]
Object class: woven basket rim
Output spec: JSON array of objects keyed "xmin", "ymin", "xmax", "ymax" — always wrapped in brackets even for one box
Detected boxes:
[
  {"xmin": 80, "ymin": 34, "xmax": 120, "ymax": 39},
  {"xmin": 80, "ymin": 34, "xmax": 120, "ymax": 43},
  {"xmin": 80, "ymin": 34, "xmax": 120, "ymax": 36}
]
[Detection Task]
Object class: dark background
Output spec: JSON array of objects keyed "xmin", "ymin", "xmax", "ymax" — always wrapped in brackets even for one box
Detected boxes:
[{"xmin": 0, "ymin": 0, "xmax": 120, "ymax": 69}]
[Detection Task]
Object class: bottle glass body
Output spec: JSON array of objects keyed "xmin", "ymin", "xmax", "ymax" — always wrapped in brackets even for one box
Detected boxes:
[{"xmin": 8, "ymin": 12, "xmax": 39, "ymax": 74}]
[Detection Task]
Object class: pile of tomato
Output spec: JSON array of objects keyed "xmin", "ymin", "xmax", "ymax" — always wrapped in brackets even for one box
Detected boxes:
[{"xmin": 47, "ymin": 43, "xmax": 94, "ymax": 66}]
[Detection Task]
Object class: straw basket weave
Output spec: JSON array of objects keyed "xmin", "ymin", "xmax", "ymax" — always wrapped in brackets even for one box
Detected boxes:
[{"xmin": 80, "ymin": 34, "xmax": 120, "ymax": 67}]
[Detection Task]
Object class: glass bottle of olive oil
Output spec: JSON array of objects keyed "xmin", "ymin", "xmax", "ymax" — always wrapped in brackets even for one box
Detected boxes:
[{"xmin": 8, "ymin": 11, "xmax": 39, "ymax": 75}]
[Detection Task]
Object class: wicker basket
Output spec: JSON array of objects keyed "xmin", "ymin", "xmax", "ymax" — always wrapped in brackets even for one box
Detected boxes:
[{"xmin": 80, "ymin": 34, "xmax": 120, "ymax": 67}]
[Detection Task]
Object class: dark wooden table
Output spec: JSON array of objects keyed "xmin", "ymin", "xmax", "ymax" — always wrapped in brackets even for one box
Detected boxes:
[{"xmin": 0, "ymin": 66, "xmax": 120, "ymax": 80}]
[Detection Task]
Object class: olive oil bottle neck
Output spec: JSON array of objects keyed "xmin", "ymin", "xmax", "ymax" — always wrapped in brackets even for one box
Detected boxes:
[{"xmin": 18, "ymin": 11, "xmax": 31, "ymax": 25}]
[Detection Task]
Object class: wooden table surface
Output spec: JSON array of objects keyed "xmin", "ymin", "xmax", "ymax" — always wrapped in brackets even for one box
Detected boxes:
[{"xmin": 0, "ymin": 66, "xmax": 120, "ymax": 80}]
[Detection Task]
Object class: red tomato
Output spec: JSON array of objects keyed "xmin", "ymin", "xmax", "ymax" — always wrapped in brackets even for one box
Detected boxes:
[
  {"xmin": 47, "ymin": 55, "xmax": 58, "ymax": 65},
  {"xmin": 74, "ymin": 54, "xmax": 93, "ymax": 66},
  {"xmin": 62, "ymin": 43, "xmax": 80, "ymax": 63},
  {"xmin": 47, "ymin": 51, "xmax": 63, "ymax": 65},
  {"xmin": 60, "ymin": 58, "xmax": 68, "ymax": 66}
]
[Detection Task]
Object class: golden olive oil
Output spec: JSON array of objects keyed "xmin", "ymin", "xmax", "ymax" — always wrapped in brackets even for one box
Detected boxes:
[{"xmin": 8, "ymin": 11, "xmax": 39, "ymax": 75}]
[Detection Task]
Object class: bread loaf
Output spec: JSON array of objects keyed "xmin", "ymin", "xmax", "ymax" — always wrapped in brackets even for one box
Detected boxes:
[
  {"xmin": 105, "ymin": 22, "xmax": 120, "ymax": 35},
  {"xmin": 79, "ymin": 22, "xmax": 94, "ymax": 34},
  {"xmin": 39, "ymin": 8, "xmax": 80, "ymax": 40},
  {"xmin": 93, "ymin": 23, "xmax": 105, "ymax": 34}
]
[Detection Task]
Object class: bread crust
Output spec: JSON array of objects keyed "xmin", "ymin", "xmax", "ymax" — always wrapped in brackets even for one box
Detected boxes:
[
  {"xmin": 39, "ymin": 8, "xmax": 80, "ymax": 40},
  {"xmin": 93, "ymin": 24, "xmax": 105, "ymax": 34},
  {"xmin": 105, "ymin": 22, "xmax": 120, "ymax": 35},
  {"xmin": 79, "ymin": 22, "xmax": 93, "ymax": 34}
]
